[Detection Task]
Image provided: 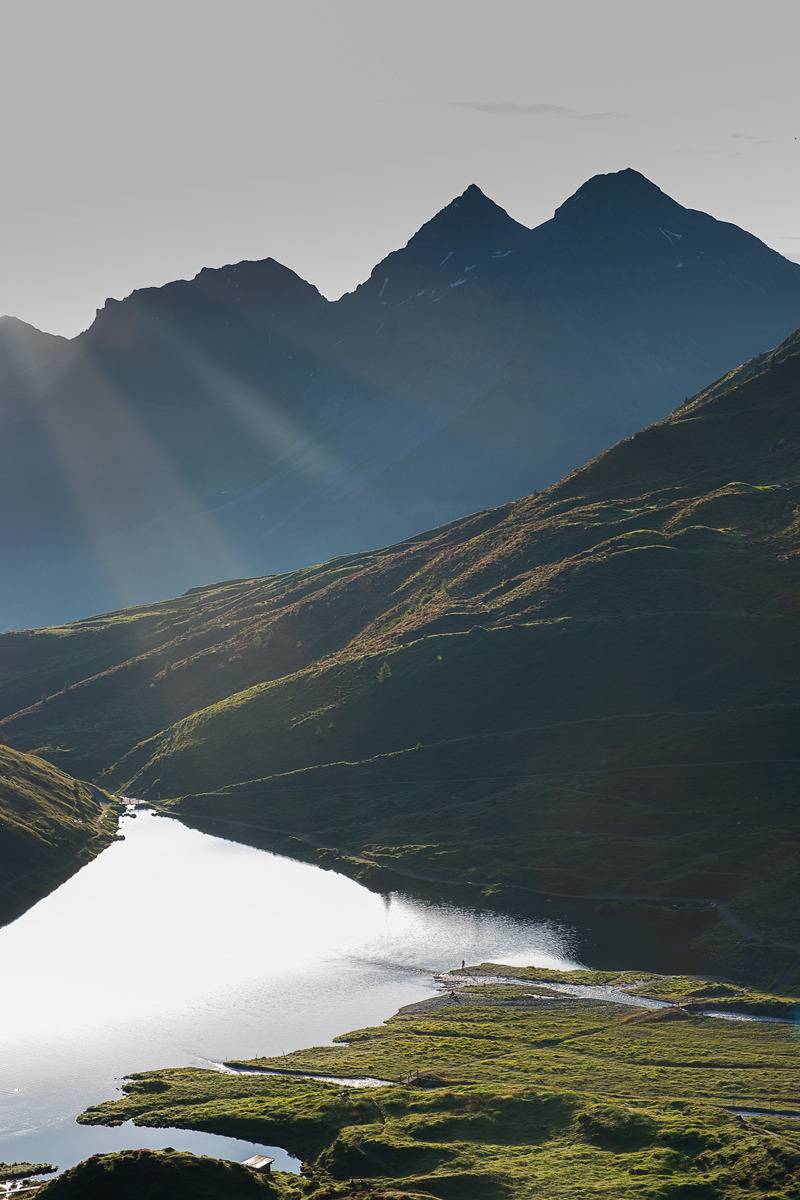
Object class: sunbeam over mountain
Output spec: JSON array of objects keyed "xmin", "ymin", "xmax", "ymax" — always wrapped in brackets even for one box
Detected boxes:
[
  {"xmin": 3, "ymin": 170, "xmax": 800, "ymax": 630},
  {"xmin": 3, "ymin": 8, "xmax": 800, "ymax": 1196},
  {"xmin": 4, "ymin": 324, "xmax": 800, "ymax": 989}
]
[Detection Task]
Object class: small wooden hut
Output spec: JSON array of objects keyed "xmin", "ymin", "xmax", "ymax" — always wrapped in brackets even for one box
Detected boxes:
[{"xmin": 242, "ymin": 1154, "xmax": 275, "ymax": 1174}]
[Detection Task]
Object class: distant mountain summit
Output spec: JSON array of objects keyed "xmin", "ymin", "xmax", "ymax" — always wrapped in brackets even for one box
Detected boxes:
[
  {"xmin": 352, "ymin": 167, "xmax": 800, "ymax": 528},
  {"xmin": 554, "ymin": 165, "xmax": 668, "ymax": 213},
  {"xmin": 343, "ymin": 183, "xmax": 529, "ymax": 309},
  {"xmin": 90, "ymin": 256, "xmax": 328, "ymax": 349},
  {"xmin": 2, "ymin": 168, "xmax": 800, "ymax": 629}
]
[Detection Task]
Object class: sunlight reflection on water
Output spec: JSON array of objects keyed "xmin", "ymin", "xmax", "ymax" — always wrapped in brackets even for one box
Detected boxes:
[{"xmin": 0, "ymin": 810, "xmax": 580, "ymax": 1169}]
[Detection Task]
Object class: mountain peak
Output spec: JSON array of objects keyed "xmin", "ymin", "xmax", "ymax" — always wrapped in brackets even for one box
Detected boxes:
[
  {"xmin": 587, "ymin": 166, "xmax": 662, "ymax": 193},
  {"xmin": 0, "ymin": 314, "xmax": 46, "ymax": 333},
  {"xmin": 554, "ymin": 168, "xmax": 672, "ymax": 222},
  {"xmin": 433, "ymin": 182, "xmax": 524, "ymax": 227},
  {"xmin": 572, "ymin": 166, "xmax": 664, "ymax": 198},
  {"xmin": 0, "ymin": 314, "xmax": 68, "ymax": 348},
  {"xmin": 388, "ymin": 182, "xmax": 527, "ymax": 260},
  {"xmin": 343, "ymin": 183, "xmax": 529, "ymax": 304},
  {"xmin": 449, "ymin": 181, "xmax": 496, "ymax": 207},
  {"xmin": 86, "ymin": 255, "xmax": 326, "ymax": 346}
]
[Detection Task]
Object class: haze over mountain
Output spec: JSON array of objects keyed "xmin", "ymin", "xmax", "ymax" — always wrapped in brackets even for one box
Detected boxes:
[
  {"xmin": 3, "ymin": 168, "xmax": 800, "ymax": 631},
  {"xmin": 3, "ymin": 325, "xmax": 799, "ymax": 987}
]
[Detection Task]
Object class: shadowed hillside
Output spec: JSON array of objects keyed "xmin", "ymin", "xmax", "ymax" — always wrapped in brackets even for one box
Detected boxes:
[
  {"xmin": 36, "ymin": 1150, "xmax": 280, "ymax": 1199},
  {"xmin": 3, "ymin": 170, "xmax": 800, "ymax": 629},
  {"xmin": 1, "ymin": 330, "xmax": 799, "ymax": 983},
  {"xmin": 0, "ymin": 744, "xmax": 114, "ymax": 926}
]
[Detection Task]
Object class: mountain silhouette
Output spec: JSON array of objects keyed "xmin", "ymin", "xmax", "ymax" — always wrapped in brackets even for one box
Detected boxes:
[{"xmin": 2, "ymin": 168, "xmax": 800, "ymax": 629}]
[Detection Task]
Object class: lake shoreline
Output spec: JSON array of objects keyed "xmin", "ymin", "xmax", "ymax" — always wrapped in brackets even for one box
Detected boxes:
[
  {"xmin": 0, "ymin": 810, "xmax": 578, "ymax": 1178},
  {"xmin": 164, "ymin": 804, "xmax": 763, "ymax": 986},
  {"xmin": 0, "ymin": 790, "xmax": 120, "ymax": 933},
  {"xmin": 73, "ymin": 971, "xmax": 800, "ymax": 1200}
]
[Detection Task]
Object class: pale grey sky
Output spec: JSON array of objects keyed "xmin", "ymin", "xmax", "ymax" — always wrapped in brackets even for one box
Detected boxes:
[{"xmin": 2, "ymin": 0, "xmax": 799, "ymax": 335}]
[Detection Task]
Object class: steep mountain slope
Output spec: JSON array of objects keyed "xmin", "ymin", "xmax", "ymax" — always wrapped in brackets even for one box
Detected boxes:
[
  {"xmin": 0, "ymin": 258, "xmax": 340, "ymax": 629},
  {"xmin": 3, "ymin": 170, "xmax": 800, "ymax": 629},
  {"xmin": 376, "ymin": 168, "xmax": 800, "ymax": 520},
  {"xmin": 0, "ymin": 316, "xmax": 71, "ymax": 393},
  {"xmin": 2, "ymin": 330, "xmax": 799, "ymax": 985},
  {"xmin": 0, "ymin": 744, "xmax": 114, "ymax": 926}
]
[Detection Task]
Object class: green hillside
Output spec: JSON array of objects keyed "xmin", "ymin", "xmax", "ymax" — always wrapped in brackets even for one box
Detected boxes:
[
  {"xmin": 0, "ymin": 743, "xmax": 115, "ymax": 926},
  {"xmin": 2, "ymin": 331, "xmax": 799, "ymax": 983},
  {"xmin": 75, "ymin": 973, "xmax": 800, "ymax": 1200},
  {"xmin": 35, "ymin": 1150, "xmax": 280, "ymax": 1199}
]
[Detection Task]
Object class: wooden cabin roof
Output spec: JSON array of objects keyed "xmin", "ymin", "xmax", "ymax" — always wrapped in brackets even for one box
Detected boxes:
[{"xmin": 242, "ymin": 1154, "xmax": 274, "ymax": 1170}]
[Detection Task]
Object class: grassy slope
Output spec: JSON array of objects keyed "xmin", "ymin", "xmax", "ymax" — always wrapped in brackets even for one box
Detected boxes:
[
  {"xmin": 453, "ymin": 964, "xmax": 800, "ymax": 1018},
  {"xmin": 0, "ymin": 743, "xmax": 116, "ymax": 926},
  {"xmin": 77, "ymin": 978, "xmax": 800, "ymax": 1200},
  {"xmin": 2, "ymin": 332, "xmax": 800, "ymax": 983},
  {"xmin": 0, "ymin": 1163, "xmax": 54, "ymax": 1184},
  {"xmin": 36, "ymin": 1149, "xmax": 285, "ymax": 1199}
]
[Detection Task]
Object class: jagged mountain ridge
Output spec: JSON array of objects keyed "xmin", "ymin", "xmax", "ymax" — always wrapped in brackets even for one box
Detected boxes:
[{"xmin": 3, "ymin": 168, "xmax": 800, "ymax": 629}]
